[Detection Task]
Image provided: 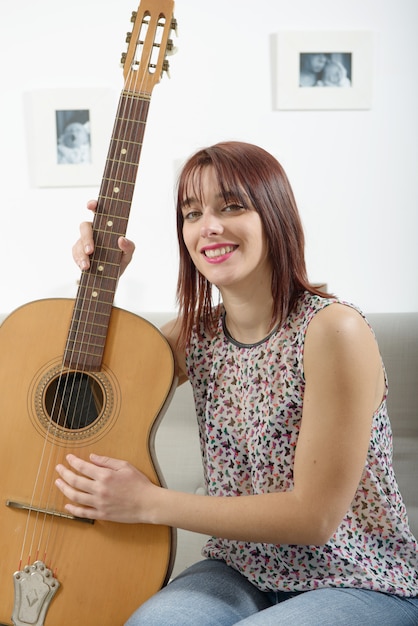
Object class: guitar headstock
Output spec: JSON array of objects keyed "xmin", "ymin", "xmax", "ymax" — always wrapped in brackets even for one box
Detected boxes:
[{"xmin": 121, "ymin": 0, "xmax": 177, "ymax": 96}]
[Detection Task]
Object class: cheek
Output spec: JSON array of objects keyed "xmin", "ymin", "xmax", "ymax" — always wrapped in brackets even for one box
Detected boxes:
[{"xmin": 182, "ymin": 226, "xmax": 197, "ymax": 260}]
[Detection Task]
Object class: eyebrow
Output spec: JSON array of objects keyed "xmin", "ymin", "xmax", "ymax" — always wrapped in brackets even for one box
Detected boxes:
[
  {"xmin": 180, "ymin": 196, "xmax": 198, "ymax": 210},
  {"xmin": 180, "ymin": 191, "xmax": 241, "ymax": 211}
]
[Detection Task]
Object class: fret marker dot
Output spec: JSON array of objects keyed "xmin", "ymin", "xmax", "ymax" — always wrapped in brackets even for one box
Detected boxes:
[
  {"xmin": 114, "ymin": 187, "xmax": 120, "ymax": 194},
  {"xmin": 107, "ymin": 220, "xmax": 113, "ymax": 227},
  {"xmin": 92, "ymin": 291, "xmax": 98, "ymax": 298},
  {"xmin": 121, "ymin": 148, "xmax": 127, "ymax": 155},
  {"xmin": 98, "ymin": 265, "xmax": 104, "ymax": 272}
]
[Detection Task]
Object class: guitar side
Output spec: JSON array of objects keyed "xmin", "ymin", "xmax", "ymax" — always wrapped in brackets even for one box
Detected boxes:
[{"xmin": 0, "ymin": 298, "xmax": 176, "ymax": 625}]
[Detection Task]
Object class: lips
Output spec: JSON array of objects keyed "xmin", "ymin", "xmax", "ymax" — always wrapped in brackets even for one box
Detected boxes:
[{"xmin": 203, "ymin": 245, "xmax": 236, "ymax": 259}]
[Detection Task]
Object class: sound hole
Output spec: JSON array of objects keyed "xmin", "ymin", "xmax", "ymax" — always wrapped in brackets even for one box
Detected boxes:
[{"xmin": 44, "ymin": 372, "xmax": 104, "ymax": 430}]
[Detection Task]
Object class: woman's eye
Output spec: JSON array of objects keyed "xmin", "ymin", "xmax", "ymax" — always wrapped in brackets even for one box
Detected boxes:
[
  {"xmin": 223, "ymin": 203, "xmax": 245, "ymax": 213},
  {"xmin": 183, "ymin": 210, "xmax": 201, "ymax": 221}
]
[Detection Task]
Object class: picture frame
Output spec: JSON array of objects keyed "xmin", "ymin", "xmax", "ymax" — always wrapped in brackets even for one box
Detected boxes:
[
  {"xmin": 25, "ymin": 88, "xmax": 116, "ymax": 187},
  {"xmin": 273, "ymin": 31, "xmax": 374, "ymax": 110}
]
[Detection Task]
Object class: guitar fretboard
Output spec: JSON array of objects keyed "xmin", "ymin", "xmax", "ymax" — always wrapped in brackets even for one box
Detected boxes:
[{"xmin": 64, "ymin": 92, "xmax": 151, "ymax": 371}]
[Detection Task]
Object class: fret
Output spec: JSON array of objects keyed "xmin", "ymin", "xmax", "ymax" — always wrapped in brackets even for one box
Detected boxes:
[
  {"xmin": 93, "ymin": 221, "xmax": 130, "ymax": 236},
  {"xmin": 76, "ymin": 291, "xmax": 117, "ymax": 306},
  {"xmin": 80, "ymin": 266, "xmax": 120, "ymax": 282},
  {"xmin": 107, "ymin": 145, "xmax": 144, "ymax": 166},
  {"xmin": 101, "ymin": 176, "xmax": 136, "ymax": 186},
  {"xmin": 100, "ymin": 184, "xmax": 136, "ymax": 196},
  {"xmin": 94, "ymin": 213, "xmax": 130, "ymax": 224},
  {"xmin": 69, "ymin": 309, "xmax": 111, "ymax": 328},
  {"xmin": 106, "ymin": 156, "xmax": 138, "ymax": 167},
  {"xmin": 68, "ymin": 324, "xmax": 108, "ymax": 336},
  {"xmin": 88, "ymin": 267, "xmax": 119, "ymax": 281},
  {"xmin": 67, "ymin": 337, "xmax": 107, "ymax": 351},
  {"xmin": 97, "ymin": 194, "xmax": 134, "ymax": 203},
  {"xmin": 108, "ymin": 138, "xmax": 144, "ymax": 148},
  {"xmin": 97, "ymin": 192, "xmax": 135, "ymax": 204},
  {"xmin": 116, "ymin": 115, "xmax": 146, "ymax": 125}
]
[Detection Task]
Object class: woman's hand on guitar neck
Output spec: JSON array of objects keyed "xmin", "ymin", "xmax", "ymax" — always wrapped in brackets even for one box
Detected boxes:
[{"xmin": 73, "ymin": 199, "xmax": 136, "ymax": 276}]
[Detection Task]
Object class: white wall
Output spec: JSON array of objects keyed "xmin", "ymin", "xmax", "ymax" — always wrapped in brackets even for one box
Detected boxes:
[{"xmin": 0, "ymin": 0, "xmax": 417, "ymax": 315}]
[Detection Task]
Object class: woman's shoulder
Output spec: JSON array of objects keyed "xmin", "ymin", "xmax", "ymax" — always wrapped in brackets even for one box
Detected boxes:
[
  {"xmin": 307, "ymin": 301, "xmax": 371, "ymax": 340},
  {"xmin": 293, "ymin": 291, "xmax": 365, "ymax": 326},
  {"xmin": 296, "ymin": 291, "xmax": 372, "ymax": 342},
  {"xmin": 291, "ymin": 292, "xmax": 377, "ymax": 355},
  {"xmin": 304, "ymin": 300, "xmax": 382, "ymax": 378}
]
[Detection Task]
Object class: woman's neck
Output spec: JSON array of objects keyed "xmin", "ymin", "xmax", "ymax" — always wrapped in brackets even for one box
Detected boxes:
[{"xmin": 221, "ymin": 289, "xmax": 275, "ymax": 345}]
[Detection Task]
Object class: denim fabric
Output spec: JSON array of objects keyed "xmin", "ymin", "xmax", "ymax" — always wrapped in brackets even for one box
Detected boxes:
[{"xmin": 125, "ymin": 559, "xmax": 418, "ymax": 626}]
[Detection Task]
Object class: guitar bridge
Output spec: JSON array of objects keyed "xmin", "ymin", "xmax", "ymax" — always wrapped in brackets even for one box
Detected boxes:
[
  {"xmin": 6, "ymin": 500, "xmax": 94, "ymax": 525},
  {"xmin": 12, "ymin": 561, "xmax": 60, "ymax": 626}
]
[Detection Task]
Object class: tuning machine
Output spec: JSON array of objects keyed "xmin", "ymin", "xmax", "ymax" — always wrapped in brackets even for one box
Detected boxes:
[
  {"xmin": 121, "ymin": 9, "xmax": 178, "ymax": 72},
  {"xmin": 170, "ymin": 17, "xmax": 178, "ymax": 36},
  {"xmin": 162, "ymin": 25, "xmax": 179, "ymax": 77}
]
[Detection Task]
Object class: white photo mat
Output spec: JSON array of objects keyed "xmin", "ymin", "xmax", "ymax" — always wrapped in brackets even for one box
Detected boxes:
[
  {"xmin": 25, "ymin": 88, "xmax": 116, "ymax": 187},
  {"xmin": 274, "ymin": 31, "xmax": 374, "ymax": 110}
]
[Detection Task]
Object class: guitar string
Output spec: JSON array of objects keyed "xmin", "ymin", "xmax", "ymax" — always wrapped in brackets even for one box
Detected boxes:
[
  {"xmin": 48, "ymin": 76, "xmax": 148, "ymax": 565},
  {"xmin": 20, "ymin": 12, "xmax": 161, "ymax": 574},
  {"xmin": 27, "ymin": 80, "xmax": 147, "ymax": 572}
]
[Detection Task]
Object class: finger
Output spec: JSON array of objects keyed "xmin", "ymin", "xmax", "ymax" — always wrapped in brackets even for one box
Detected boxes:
[
  {"xmin": 118, "ymin": 236, "xmax": 135, "ymax": 255},
  {"xmin": 55, "ymin": 463, "xmax": 95, "ymax": 495},
  {"xmin": 72, "ymin": 221, "xmax": 94, "ymax": 270},
  {"xmin": 79, "ymin": 221, "xmax": 95, "ymax": 254},
  {"xmin": 55, "ymin": 474, "xmax": 92, "ymax": 501},
  {"xmin": 118, "ymin": 236, "xmax": 135, "ymax": 276},
  {"xmin": 89, "ymin": 453, "xmax": 127, "ymax": 472},
  {"xmin": 65, "ymin": 453, "xmax": 104, "ymax": 480},
  {"xmin": 63, "ymin": 501, "xmax": 99, "ymax": 520},
  {"xmin": 86, "ymin": 198, "xmax": 98, "ymax": 212}
]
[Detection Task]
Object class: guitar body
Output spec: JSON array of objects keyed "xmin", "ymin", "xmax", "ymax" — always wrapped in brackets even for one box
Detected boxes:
[
  {"xmin": 0, "ymin": 2, "xmax": 178, "ymax": 622},
  {"xmin": 0, "ymin": 299, "xmax": 176, "ymax": 625}
]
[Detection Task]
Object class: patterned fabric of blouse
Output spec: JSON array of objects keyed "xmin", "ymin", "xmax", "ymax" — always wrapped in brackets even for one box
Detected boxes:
[{"xmin": 185, "ymin": 291, "xmax": 418, "ymax": 596}]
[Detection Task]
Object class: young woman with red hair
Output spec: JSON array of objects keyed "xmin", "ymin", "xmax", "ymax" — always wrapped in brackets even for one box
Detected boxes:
[{"xmin": 57, "ymin": 142, "xmax": 418, "ymax": 625}]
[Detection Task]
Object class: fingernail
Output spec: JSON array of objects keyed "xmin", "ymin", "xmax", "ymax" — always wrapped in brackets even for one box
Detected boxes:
[{"xmin": 85, "ymin": 245, "xmax": 93, "ymax": 254}]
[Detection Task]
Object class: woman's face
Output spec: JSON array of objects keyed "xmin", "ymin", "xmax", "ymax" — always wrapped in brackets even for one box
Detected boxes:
[
  {"xmin": 309, "ymin": 54, "xmax": 327, "ymax": 73},
  {"xmin": 180, "ymin": 166, "xmax": 272, "ymax": 293}
]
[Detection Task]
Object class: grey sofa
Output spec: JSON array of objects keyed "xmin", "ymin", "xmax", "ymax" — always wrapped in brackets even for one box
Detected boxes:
[{"xmin": 152, "ymin": 311, "xmax": 418, "ymax": 578}]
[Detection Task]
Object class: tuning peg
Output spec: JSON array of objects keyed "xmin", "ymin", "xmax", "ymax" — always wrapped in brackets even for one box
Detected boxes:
[
  {"xmin": 166, "ymin": 38, "xmax": 178, "ymax": 56},
  {"xmin": 120, "ymin": 52, "xmax": 127, "ymax": 65},
  {"xmin": 162, "ymin": 59, "xmax": 171, "ymax": 78},
  {"xmin": 130, "ymin": 11, "xmax": 137, "ymax": 24},
  {"xmin": 170, "ymin": 17, "xmax": 178, "ymax": 36},
  {"xmin": 125, "ymin": 32, "xmax": 132, "ymax": 44}
]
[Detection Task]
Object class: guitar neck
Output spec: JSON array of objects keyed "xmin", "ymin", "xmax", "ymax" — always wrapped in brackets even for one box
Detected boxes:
[
  {"xmin": 62, "ymin": 0, "xmax": 176, "ymax": 372},
  {"xmin": 64, "ymin": 91, "xmax": 151, "ymax": 371}
]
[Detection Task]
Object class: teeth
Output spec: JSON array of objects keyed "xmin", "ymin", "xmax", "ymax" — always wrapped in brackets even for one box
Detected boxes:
[{"xmin": 204, "ymin": 246, "xmax": 235, "ymax": 258}]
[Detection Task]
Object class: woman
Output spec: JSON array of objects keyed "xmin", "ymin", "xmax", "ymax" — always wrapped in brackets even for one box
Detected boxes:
[
  {"xmin": 57, "ymin": 141, "xmax": 418, "ymax": 624},
  {"xmin": 299, "ymin": 53, "xmax": 328, "ymax": 86}
]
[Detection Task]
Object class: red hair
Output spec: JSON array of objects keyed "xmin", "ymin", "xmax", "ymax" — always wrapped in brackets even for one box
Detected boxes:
[{"xmin": 175, "ymin": 141, "xmax": 329, "ymax": 347}]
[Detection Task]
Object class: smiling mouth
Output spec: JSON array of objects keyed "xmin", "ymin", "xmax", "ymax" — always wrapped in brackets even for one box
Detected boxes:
[{"xmin": 203, "ymin": 245, "xmax": 237, "ymax": 258}]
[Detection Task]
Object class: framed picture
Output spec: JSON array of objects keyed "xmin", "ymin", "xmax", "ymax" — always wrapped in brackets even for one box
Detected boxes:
[
  {"xmin": 25, "ymin": 88, "xmax": 116, "ymax": 187},
  {"xmin": 273, "ymin": 31, "xmax": 374, "ymax": 110}
]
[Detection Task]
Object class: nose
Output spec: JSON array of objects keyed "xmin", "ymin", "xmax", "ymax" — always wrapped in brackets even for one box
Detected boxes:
[{"xmin": 200, "ymin": 213, "xmax": 224, "ymax": 238}]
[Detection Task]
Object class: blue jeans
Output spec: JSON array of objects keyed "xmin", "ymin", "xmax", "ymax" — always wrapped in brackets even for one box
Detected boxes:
[{"xmin": 125, "ymin": 559, "xmax": 418, "ymax": 625}]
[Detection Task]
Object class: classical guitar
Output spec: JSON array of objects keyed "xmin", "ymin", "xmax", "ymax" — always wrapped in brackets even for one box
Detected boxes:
[{"xmin": 0, "ymin": 2, "xmax": 177, "ymax": 624}]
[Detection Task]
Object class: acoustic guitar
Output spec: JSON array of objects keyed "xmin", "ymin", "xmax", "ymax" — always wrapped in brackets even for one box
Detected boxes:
[{"xmin": 0, "ymin": 1, "xmax": 177, "ymax": 624}]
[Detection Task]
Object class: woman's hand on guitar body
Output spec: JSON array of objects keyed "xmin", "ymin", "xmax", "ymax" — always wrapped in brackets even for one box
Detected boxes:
[
  {"xmin": 73, "ymin": 199, "xmax": 136, "ymax": 276},
  {"xmin": 55, "ymin": 453, "xmax": 158, "ymax": 524}
]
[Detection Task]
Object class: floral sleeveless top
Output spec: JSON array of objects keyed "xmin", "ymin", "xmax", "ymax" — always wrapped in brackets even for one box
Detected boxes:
[{"xmin": 185, "ymin": 292, "xmax": 418, "ymax": 596}]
